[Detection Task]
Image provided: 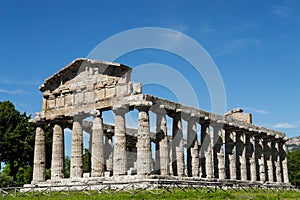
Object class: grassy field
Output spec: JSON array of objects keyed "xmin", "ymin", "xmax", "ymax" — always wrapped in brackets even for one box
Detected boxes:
[{"xmin": 2, "ymin": 189, "xmax": 300, "ymax": 200}]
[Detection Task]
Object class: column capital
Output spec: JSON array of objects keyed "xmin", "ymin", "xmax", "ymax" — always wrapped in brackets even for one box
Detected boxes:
[{"xmin": 112, "ymin": 104, "xmax": 129, "ymax": 115}]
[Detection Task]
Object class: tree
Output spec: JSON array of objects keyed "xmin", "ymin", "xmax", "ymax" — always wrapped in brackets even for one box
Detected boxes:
[
  {"xmin": 287, "ymin": 149, "xmax": 300, "ymax": 186},
  {"xmin": 0, "ymin": 101, "xmax": 52, "ymax": 185}
]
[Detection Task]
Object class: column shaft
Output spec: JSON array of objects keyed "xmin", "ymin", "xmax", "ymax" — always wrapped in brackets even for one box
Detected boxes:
[
  {"xmin": 32, "ymin": 127, "xmax": 46, "ymax": 183},
  {"xmin": 70, "ymin": 120, "xmax": 83, "ymax": 178},
  {"xmin": 236, "ymin": 132, "xmax": 247, "ymax": 181},
  {"xmin": 172, "ymin": 114, "xmax": 184, "ymax": 176},
  {"xmin": 91, "ymin": 114, "xmax": 104, "ymax": 177},
  {"xmin": 187, "ymin": 119, "xmax": 198, "ymax": 177},
  {"xmin": 250, "ymin": 136, "xmax": 256, "ymax": 182},
  {"xmin": 200, "ymin": 123, "xmax": 212, "ymax": 179},
  {"xmin": 213, "ymin": 126, "xmax": 225, "ymax": 180},
  {"xmin": 136, "ymin": 108, "xmax": 152, "ymax": 176},
  {"xmin": 281, "ymin": 143, "xmax": 289, "ymax": 184},
  {"xmin": 113, "ymin": 108, "xmax": 127, "ymax": 176},
  {"xmin": 51, "ymin": 124, "xmax": 64, "ymax": 179},
  {"xmin": 225, "ymin": 129, "xmax": 236, "ymax": 180},
  {"xmin": 157, "ymin": 114, "xmax": 169, "ymax": 176}
]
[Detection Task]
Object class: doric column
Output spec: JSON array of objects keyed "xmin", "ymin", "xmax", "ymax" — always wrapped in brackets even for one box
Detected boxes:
[
  {"xmin": 156, "ymin": 111, "xmax": 169, "ymax": 176},
  {"xmin": 136, "ymin": 106, "xmax": 152, "ymax": 176},
  {"xmin": 274, "ymin": 141, "xmax": 282, "ymax": 183},
  {"xmin": 91, "ymin": 111, "xmax": 104, "ymax": 177},
  {"xmin": 264, "ymin": 140, "xmax": 274, "ymax": 182},
  {"xmin": 236, "ymin": 130, "xmax": 247, "ymax": 181},
  {"xmin": 281, "ymin": 142, "xmax": 289, "ymax": 184},
  {"xmin": 113, "ymin": 105, "xmax": 128, "ymax": 176},
  {"xmin": 213, "ymin": 124, "xmax": 225, "ymax": 180},
  {"xmin": 32, "ymin": 127, "xmax": 46, "ymax": 183},
  {"xmin": 255, "ymin": 136, "xmax": 265, "ymax": 182},
  {"xmin": 51, "ymin": 124, "xmax": 64, "ymax": 179},
  {"xmin": 70, "ymin": 118, "xmax": 83, "ymax": 178},
  {"xmin": 200, "ymin": 122, "xmax": 213, "ymax": 179},
  {"xmin": 172, "ymin": 113, "xmax": 184, "ymax": 176},
  {"xmin": 187, "ymin": 115, "xmax": 199, "ymax": 177},
  {"xmin": 105, "ymin": 134, "xmax": 113, "ymax": 172},
  {"xmin": 225, "ymin": 129, "xmax": 236, "ymax": 180},
  {"xmin": 249, "ymin": 135, "xmax": 257, "ymax": 182}
]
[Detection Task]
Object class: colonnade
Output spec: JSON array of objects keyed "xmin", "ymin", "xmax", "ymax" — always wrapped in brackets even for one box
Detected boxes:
[{"xmin": 32, "ymin": 104, "xmax": 289, "ymax": 185}]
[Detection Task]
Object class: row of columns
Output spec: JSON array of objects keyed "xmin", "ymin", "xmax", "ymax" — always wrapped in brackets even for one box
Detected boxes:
[{"xmin": 32, "ymin": 108, "xmax": 289, "ymax": 185}]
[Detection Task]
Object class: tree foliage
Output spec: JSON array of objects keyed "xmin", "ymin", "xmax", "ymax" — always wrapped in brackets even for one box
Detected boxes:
[
  {"xmin": 287, "ymin": 149, "xmax": 300, "ymax": 186},
  {"xmin": 0, "ymin": 101, "xmax": 52, "ymax": 186}
]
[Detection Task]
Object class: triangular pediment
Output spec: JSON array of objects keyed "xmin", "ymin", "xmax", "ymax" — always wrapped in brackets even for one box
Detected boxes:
[{"xmin": 39, "ymin": 58, "xmax": 132, "ymax": 92}]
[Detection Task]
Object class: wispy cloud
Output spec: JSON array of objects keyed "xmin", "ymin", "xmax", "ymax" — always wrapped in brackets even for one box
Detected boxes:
[
  {"xmin": 272, "ymin": 5, "xmax": 290, "ymax": 18},
  {"xmin": 273, "ymin": 122, "xmax": 298, "ymax": 129},
  {"xmin": 244, "ymin": 107, "xmax": 269, "ymax": 115},
  {"xmin": 0, "ymin": 89, "xmax": 25, "ymax": 95},
  {"xmin": 217, "ymin": 38, "xmax": 261, "ymax": 56},
  {"xmin": 0, "ymin": 79, "xmax": 40, "ymax": 86},
  {"xmin": 198, "ymin": 25, "xmax": 216, "ymax": 34}
]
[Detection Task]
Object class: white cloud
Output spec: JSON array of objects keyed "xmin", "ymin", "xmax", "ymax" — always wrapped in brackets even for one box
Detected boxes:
[
  {"xmin": 272, "ymin": 5, "xmax": 290, "ymax": 18},
  {"xmin": 217, "ymin": 38, "xmax": 261, "ymax": 56},
  {"xmin": 0, "ymin": 89, "xmax": 24, "ymax": 95},
  {"xmin": 273, "ymin": 122, "xmax": 298, "ymax": 129},
  {"xmin": 244, "ymin": 107, "xmax": 269, "ymax": 115}
]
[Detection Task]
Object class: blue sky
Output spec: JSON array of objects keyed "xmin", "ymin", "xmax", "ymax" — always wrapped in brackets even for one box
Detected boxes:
[{"xmin": 1, "ymin": 0, "xmax": 300, "ymax": 140}]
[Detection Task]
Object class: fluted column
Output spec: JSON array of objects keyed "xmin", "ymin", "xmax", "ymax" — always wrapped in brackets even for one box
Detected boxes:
[
  {"xmin": 264, "ymin": 140, "xmax": 274, "ymax": 182},
  {"xmin": 255, "ymin": 136, "xmax": 265, "ymax": 182},
  {"xmin": 249, "ymin": 135, "xmax": 256, "ymax": 182},
  {"xmin": 200, "ymin": 122, "xmax": 212, "ymax": 179},
  {"xmin": 172, "ymin": 113, "xmax": 184, "ymax": 176},
  {"xmin": 136, "ymin": 106, "xmax": 151, "ymax": 176},
  {"xmin": 275, "ymin": 142, "xmax": 282, "ymax": 183},
  {"xmin": 156, "ymin": 112, "xmax": 169, "ymax": 176},
  {"xmin": 187, "ymin": 116, "xmax": 199, "ymax": 177},
  {"xmin": 51, "ymin": 124, "xmax": 64, "ymax": 179},
  {"xmin": 113, "ymin": 106, "xmax": 128, "ymax": 176},
  {"xmin": 105, "ymin": 135, "xmax": 113, "ymax": 172},
  {"xmin": 281, "ymin": 142, "xmax": 289, "ymax": 184},
  {"xmin": 32, "ymin": 127, "xmax": 46, "ymax": 183},
  {"xmin": 236, "ymin": 131, "xmax": 247, "ymax": 181},
  {"xmin": 91, "ymin": 111, "xmax": 104, "ymax": 177},
  {"xmin": 70, "ymin": 119, "xmax": 83, "ymax": 178},
  {"xmin": 213, "ymin": 125, "xmax": 225, "ymax": 180},
  {"xmin": 225, "ymin": 129, "xmax": 236, "ymax": 180}
]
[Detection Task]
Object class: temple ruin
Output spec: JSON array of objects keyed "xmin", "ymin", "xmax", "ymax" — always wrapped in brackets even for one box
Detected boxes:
[{"xmin": 30, "ymin": 58, "xmax": 289, "ymax": 186}]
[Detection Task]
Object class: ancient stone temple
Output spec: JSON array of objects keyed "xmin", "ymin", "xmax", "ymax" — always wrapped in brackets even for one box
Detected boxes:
[{"xmin": 30, "ymin": 58, "xmax": 289, "ymax": 186}]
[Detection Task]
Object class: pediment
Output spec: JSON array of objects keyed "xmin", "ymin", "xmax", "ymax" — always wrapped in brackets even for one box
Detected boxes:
[{"xmin": 39, "ymin": 58, "xmax": 132, "ymax": 92}]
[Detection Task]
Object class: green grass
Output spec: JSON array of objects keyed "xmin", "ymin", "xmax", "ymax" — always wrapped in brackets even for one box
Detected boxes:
[{"xmin": 2, "ymin": 189, "xmax": 300, "ymax": 199}]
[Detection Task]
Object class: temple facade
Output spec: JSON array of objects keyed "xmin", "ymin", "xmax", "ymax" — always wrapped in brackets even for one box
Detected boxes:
[{"xmin": 30, "ymin": 58, "xmax": 289, "ymax": 185}]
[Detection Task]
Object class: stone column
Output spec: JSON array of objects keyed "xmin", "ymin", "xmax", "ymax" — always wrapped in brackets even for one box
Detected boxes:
[
  {"xmin": 136, "ymin": 106, "xmax": 152, "ymax": 176},
  {"xmin": 255, "ymin": 136, "xmax": 265, "ymax": 182},
  {"xmin": 236, "ymin": 131, "xmax": 247, "ymax": 181},
  {"xmin": 105, "ymin": 134, "xmax": 113, "ymax": 172},
  {"xmin": 32, "ymin": 127, "xmax": 46, "ymax": 183},
  {"xmin": 264, "ymin": 140, "xmax": 274, "ymax": 182},
  {"xmin": 213, "ymin": 125, "xmax": 225, "ymax": 180},
  {"xmin": 156, "ymin": 112, "xmax": 169, "ymax": 176},
  {"xmin": 172, "ymin": 113, "xmax": 184, "ymax": 176},
  {"xmin": 249, "ymin": 135, "xmax": 256, "ymax": 182},
  {"xmin": 51, "ymin": 124, "xmax": 64, "ymax": 179},
  {"xmin": 187, "ymin": 116, "xmax": 199, "ymax": 177},
  {"xmin": 274, "ymin": 141, "xmax": 282, "ymax": 183},
  {"xmin": 281, "ymin": 142, "xmax": 289, "ymax": 184},
  {"xmin": 225, "ymin": 129, "xmax": 236, "ymax": 180},
  {"xmin": 70, "ymin": 118, "xmax": 83, "ymax": 178},
  {"xmin": 200, "ymin": 122, "xmax": 213, "ymax": 179},
  {"xmin": 91, "ymin": 111, "xmax": 104, "ymax": 177},
  {"xmin": 113, "ymin": 106, "xmax": 128, "ymax": 176}
]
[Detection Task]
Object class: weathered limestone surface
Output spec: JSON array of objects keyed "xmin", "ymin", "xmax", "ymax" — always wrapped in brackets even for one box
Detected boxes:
[
  {"xmin": 91, "ymin": 113, "xmax": 104, "ymax": 177},
  {"xmin": 32, "ymin": 127, "xmax": 46, "ymax": 183},
  {"xmin": 113, "ymin": 106, "xmax": 127, "ymax": 176},
  {"xmin": 51, "ymin": 124, "xmax": 64, "ymax": 179},
  {"xmin": 172, "ymin": 114, "xmax": 184, "ymax": 177},
  {"xmin": 70, "ymin": 119, "xmax": 83, "ymax": 178},
  {"xmin": 136, "ymin": 107, "xmax": 151, "ymax": 176},
  {"xmin": 30, "ymin": 58, "xmax": 289, "ymax": 186}
]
